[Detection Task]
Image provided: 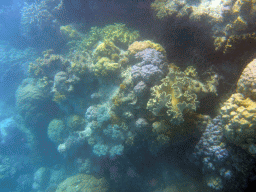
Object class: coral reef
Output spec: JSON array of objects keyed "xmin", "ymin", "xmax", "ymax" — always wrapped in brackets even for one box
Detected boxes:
[
  {"xmin": 55, "ymin": 173, "xmax": 109, "ymax": 192},
  {"xmin": 150, "ymin": 0, "xmax": 256, "ymax": 52}
]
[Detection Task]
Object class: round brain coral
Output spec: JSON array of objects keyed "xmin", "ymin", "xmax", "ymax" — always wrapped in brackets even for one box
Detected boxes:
[{"xmin": 237, "ymin": 58, "xmax": 256, "ymax": 100}]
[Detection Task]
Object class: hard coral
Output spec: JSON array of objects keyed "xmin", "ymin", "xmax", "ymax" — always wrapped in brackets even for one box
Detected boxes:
[
  {"xmin": 128, "ymin": 40, "xmax": 166, "ymax": 55},
  {"xmin": 220, "ymin": 93, "xmax": 256, "ymax": 156},
  {"xmin": 55, "ymin": 174, "xmax": 109, "ymax": 192},
  {"xmin": 236, "ymin": 58, "xmax": 256, "ymax": 100}
]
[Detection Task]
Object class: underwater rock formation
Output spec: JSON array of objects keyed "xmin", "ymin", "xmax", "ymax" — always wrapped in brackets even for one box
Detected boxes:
[{"xmin": 151, "ymin": 0, "xmax": 256, "ymax": 53}]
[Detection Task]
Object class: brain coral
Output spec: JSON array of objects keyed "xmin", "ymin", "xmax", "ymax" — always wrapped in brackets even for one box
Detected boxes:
[
  {"xmin": 55, "ymin": 173, "xmax": 109, "ymax": 192},
  {"xmin": 236, "ymin": 58, "xmax": 256, "ymax": 100},
  {"xmin": 147, "ymin": 66, "xmax": 216, "ymax": 124},
  {"xmin": 220, "ymin": 93, "xmax": 256, "ymax": 156}
]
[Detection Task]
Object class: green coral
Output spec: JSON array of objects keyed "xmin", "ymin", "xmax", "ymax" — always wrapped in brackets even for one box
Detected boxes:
[
  {"xmin": 47, "ymin": 119, "xmax": 68, "ymax": 145},
  {"xmin": 147, "ymin": 66, "xmax": 216, "ymax": 125}
]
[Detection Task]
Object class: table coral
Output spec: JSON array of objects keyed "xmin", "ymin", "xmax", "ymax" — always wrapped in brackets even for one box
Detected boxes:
[
  {"xmin": 55, "ymin": 173, "xmax": 109, "ymax": 192},
  {"xmin": 220, "ymin": 93, "xmax": 256, "ymax": 156},
  {"xmin": 236, "ymin": 58, "xmax": 256, "ymax": 100}
]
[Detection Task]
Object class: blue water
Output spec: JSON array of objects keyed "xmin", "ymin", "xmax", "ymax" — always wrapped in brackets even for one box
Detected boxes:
[{"xmin": 0, "ymin": 0, "xmax": 255, "ymax": 192}]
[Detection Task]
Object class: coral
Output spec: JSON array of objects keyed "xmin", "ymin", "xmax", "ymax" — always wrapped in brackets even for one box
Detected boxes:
[
  {"xmin": 60, "ymin": 24, "xmax": 82, "ymax": 41},
  {"xmin": 100, "ymin": 23, "xmax": 140, "ymax": 49},
  {"xmin": 205, "ymin": 175, "xmax": 223, "ymax": 190},
  {"xmin": 15, "ymin": 78, "xmax": 52, "ymax": 127},
  {"xmin": 21, "ymin": 1, "xmax": 59, "ymax": 37},
  {"xmin": 93, "ymin": 40, "xmax": 120, "ymax": 61},
  {"xmin": 93, "ymin": 57, "xmax": 120, "ymax": 77},
  {"xmin": 47, "ymin": 119, "xmax": 68, "ymax": 145},
  {"xmin": 66, "ymin": 115, "xmax": 85, "ymax": 132},
  {"xmin": 236, "ymin": 58, "xmax": 256, "ymax": 100},
  {"xmin": 78, "ymin": 23, "xmax": 139, "ymax": 51},
  {"xmin": 193, "ymin": 116, "xmax": 229, "ymax": 164},
  {"xmin": 29, "ymin": 50, "xmax": 70, "ymax": 79},
  {"xmin": 55, "ymin": 173, "xmax": 109, "ymax": 192},
  {"xmin": 32, "ymin": 167, "xmax": 50, "ymax": 190},
  {"xmin": 147, "ymin": 66, "xmax": 216, "ymax": 124},
  {"xmin": 131, "ymin": 48, "xmax": 168, "ymax": 85},
  {"xmin": 128, "ymin": 40, "xmax": 166, "ymax": 55},
  {"xmin": 220, "ymin": 93, "xmax": 256, "ymax": 156},
  {"xmin": 93, "ymin": 144, "xmax": 109, "ymax": 157},
  {"xmin": 133, "ymin": 81, "xmax": 149, "ymax": 98},
  {"xmin": 222, "ymin": 32, "xmax": 256, "ymax": 54},
  {"xmin": 150, "ymin": 0, "xmax": 256, "ymax": 51}
]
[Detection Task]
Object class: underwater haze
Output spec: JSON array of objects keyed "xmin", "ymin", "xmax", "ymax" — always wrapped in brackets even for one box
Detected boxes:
[{"xmin": 0, "ymin": 0, "xmax": 256, "ymax": 191}]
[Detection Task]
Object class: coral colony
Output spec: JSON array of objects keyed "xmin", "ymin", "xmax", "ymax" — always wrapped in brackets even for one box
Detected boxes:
[{"xmin": 0, "ymin": 0, "xmax": 256, "ymax": 191}]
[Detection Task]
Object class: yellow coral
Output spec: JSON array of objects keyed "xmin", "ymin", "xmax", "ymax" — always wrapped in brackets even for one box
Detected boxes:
[
  {"xmin": 128, "ymin": 40, "xmax": 166, "ymax": 55},
  {"xmin": 60, "ymin": 25, "xmax": 82, "ymax": 41},
  {"xmin": 93, "ymin": 57, "xmax": 120, "ymax": 77},
  {"xmin": 94, "ymin": 40, "xmax": 120, "ymax": 61},
  {"xmin": 221, "ymin": 93, "xmax": 256, "ymax": 156},
  {"xmin": 232, "ymin": 16, "xmax": 247, "ymax": 32},
  {"xmin": 101, "ymin": 23, "xmax": 140, "ymax": 48},
  {"xmin": 236, "ymin": 58, "xmax": 256, "ymax": 100},
  {"xmin": 147, "ymin": 66, "xmax": 215, "ymax": 124}
]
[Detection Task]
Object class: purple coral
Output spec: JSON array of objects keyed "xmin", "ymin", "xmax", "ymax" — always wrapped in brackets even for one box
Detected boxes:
[
  {"xmin": 133, "ymin": 81, "xmax": 148, "ymax": 97},
  {"xmin": 131, "ymin": 48, "xmax": 168, "ymax": 85},
  {"xmin": 193, "ymin": 116, "xmax": 229, "ymax": 163}
]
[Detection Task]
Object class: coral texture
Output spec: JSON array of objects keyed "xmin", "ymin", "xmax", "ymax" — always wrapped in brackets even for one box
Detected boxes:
[
  {"xmin": 220, "ymin": 93, "xmax": 256, "ymax": 156},
  {"xmin": 147, "ymin": 66, "xmax": 217, "ymax": 124},
  {"xmin": 236, "ymin": 58, "xmax": 256, "ymax": 100},
  {"xmin": 55, "ymin": 174, "xmax": 109, "ymax": 192}
]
